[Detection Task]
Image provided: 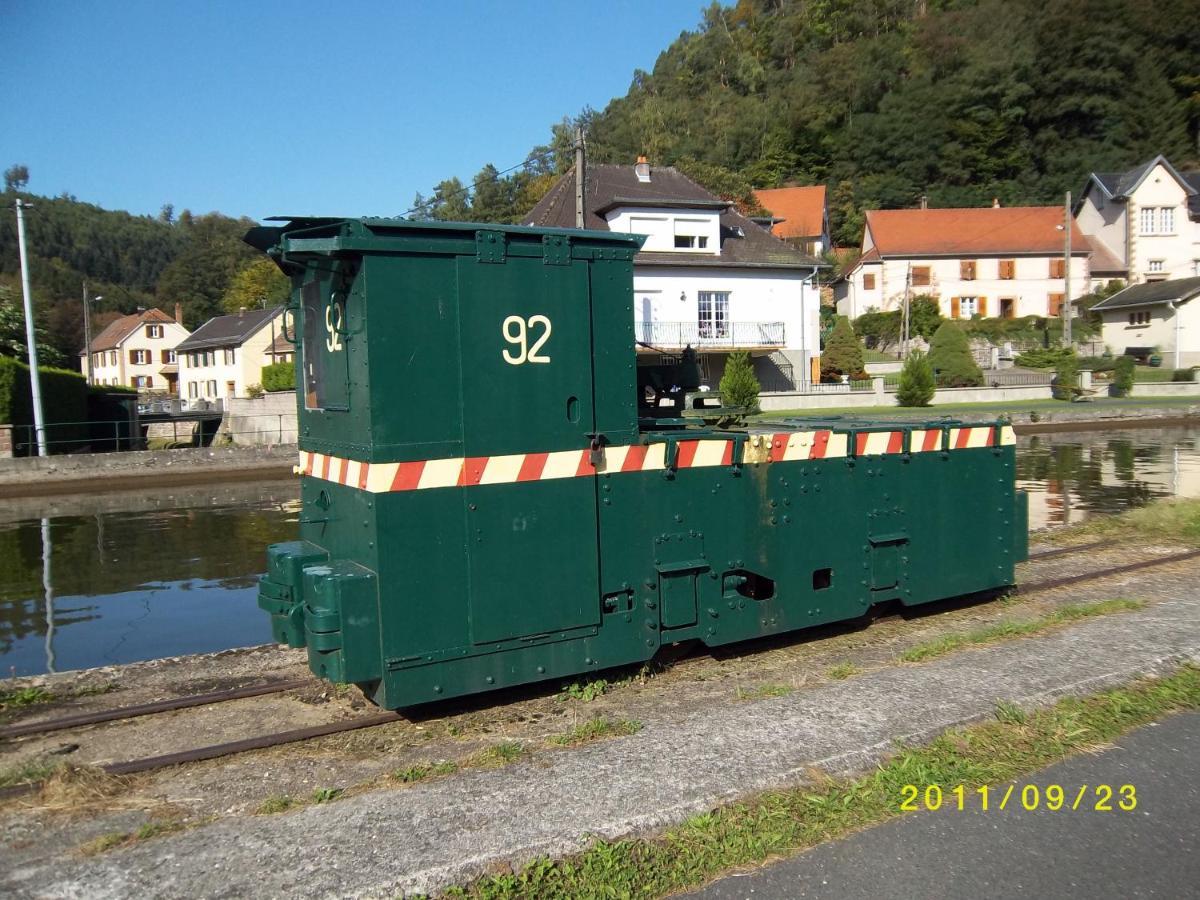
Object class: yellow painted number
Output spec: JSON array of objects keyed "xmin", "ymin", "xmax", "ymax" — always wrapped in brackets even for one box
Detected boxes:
[
  {"xmin": 1118, "ymin": 784, "xmax": 1137, "ymax": 811},
  {"xmin": 502, "ymin": 314, "xmax": 552, "ymax": 365},
  {"xmin": 1094, "ymin": 784, "xmax": 1113, "ymax": 811},
  {"xmin": 899, "ymin": 785, "xmax": 919, "ymax": 811}
]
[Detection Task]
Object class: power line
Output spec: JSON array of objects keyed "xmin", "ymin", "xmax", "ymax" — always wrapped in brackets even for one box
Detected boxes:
[{"xmin": 400, "ymin": 144, "xmax": 571, "ymax": 219}]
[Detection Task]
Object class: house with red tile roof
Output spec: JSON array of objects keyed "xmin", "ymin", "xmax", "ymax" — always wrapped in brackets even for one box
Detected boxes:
[
  {"xmin": 80, "ymin": 307, "xmax": 190, "ymax": 394},
  {"xmin": 834, "ymin": 204, "xmax": 1092, "ymax": 323},
  {"xmin": 753, "ymin": 186, "xmax": 830, "ymax": 256}
]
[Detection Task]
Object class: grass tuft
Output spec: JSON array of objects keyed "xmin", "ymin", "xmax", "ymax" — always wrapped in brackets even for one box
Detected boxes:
[
  {"xmin": 392, "ymin": 761, "xmax": 458, "ymax": 784},
  {"xmin": 735, "ymin": 683, "xmax": 792, "ymax": 701},
  {"xmin": 559, "ymin": 679, "xmax": 611, "ymax": 703},
  {"xmin": 440, "ymin": 665, "xmax": 1200, "ymax": 899},
  {"xmin": 0, "ymin": 686, "xmax": 55, "ymax": 710},
  {"xmin": 826, "ymin": 662, "xmax": 863, "ymax": 681},
  {"xmin": 548, "ymin": 718, "xmax": 642, "ymax": 748},
  {"xmin": 1046, "ymin": 497, "xmax": 1200, "ymax": 546},
  {"xmin": 311, "ymin": 787, "xmax": 343, "ymax": 804},
  {"xmin": 469, "ymin": 742, "xmax": 526, "ymax": 768},
  {"xmin": 900, "ymin": 599, "xmax": 1143, "ymax": 663},
  {"xmin": 256, "ymin": 795, "xmax": 298, "ymax": 815}
]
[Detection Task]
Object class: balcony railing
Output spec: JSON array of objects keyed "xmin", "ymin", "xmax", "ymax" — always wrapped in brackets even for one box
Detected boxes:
[{"xmin": 635, "ymin": 321, "xmax": 786, "ymax": 349}]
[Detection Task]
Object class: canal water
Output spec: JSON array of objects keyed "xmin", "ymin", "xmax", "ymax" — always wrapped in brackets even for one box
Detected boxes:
[{"xmin": 3, "ymin": 425, "xmax": 1200, "ymax": 678}]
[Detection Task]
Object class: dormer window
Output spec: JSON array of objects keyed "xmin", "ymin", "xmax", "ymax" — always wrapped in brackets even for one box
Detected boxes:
[
  {"xmin": 674, "ymin": 234, "xmax": 708, "ymax": 249},
  {"xmin": 635, "ymin": 156, "xmax": 651, "ymax": 183}
]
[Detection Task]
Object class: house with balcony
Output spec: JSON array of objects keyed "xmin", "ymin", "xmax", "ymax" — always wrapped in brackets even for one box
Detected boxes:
[
  {"xmin": 753, "ymin": 185, "xmax": 830, "ymax": 256},
  {"xmin": 1075, "ymin": 154, "xmax": 1200, "ymax": 285},
  {"xmin": 834, "ymin": 204, "xmax": 1092, "ymax": 322},
  {"xmin": 81, "ymin": 307, "xmax": 190, "ymax": 394},
  {"xmin": 524, "ymin": 159, "xmax": 823, "ymax": 389},
  {"xmin": 176, "ymin": 307, "xmax": 285, "ymax": 404}
]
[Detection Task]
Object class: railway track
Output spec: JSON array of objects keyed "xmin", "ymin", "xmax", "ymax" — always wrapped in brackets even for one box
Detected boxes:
[{"xmin": 0, "ymin": 541, "xmax": 1190, "ymax": 802}]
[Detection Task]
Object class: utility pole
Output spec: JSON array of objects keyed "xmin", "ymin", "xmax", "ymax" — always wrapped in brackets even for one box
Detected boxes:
[
  {"xmin": 1062, "ymin": 190, "xmax": 1072, "ymax": 349},
  {"xmin": 900, "ymin": 261, "xmax": 912, "ymax": 358},
  {"xmin": 574, "ymin": 126, "xmax": 586, "ymax": 229},
  {"xmin": 82, "ymin": 281, "xmax": 94, "ymax": 386},
  {"xmin": 15, "ymin": 198, "xmax": 48, "ymax": 457}
]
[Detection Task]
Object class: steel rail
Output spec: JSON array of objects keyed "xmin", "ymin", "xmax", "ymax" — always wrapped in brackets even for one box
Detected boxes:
[
  {"xmin": 1025, "ymin": 540, "xmax": 1108, "ymax": 562},
  {"xmin": 3, "ymin": 548, "xmax": 1198, "ymax": 803},
  {"xmin": 0, "ymin": 678, "xmax": 313, "ymax": 741}
]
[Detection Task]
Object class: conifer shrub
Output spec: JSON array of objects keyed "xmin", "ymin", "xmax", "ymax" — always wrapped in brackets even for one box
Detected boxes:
[
  {"xmin": 926, "ymin": 322, "xmax": 984, "ymax": 387},
  {"xmin": 895, "ymin": 350, "xmax": 935, "ymax": 407},
  {"xmin": 719, "ymin": 350, "xmax": 760, "ymax": 413},
  {"xmin": 1052, "ymin": 353, "xmax": 1080, "ymax": 401},
  {"xmin": 1111, "ymin": 355, "xmax": 1135, "ymax": 397},
  {"xmin": 821, "ymin": 316, "xmax": 868, "ymax": 382}
]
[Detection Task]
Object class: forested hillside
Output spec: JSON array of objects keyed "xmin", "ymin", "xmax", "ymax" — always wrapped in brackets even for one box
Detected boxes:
[
  {"xmin": 416, "ymin": 0, "xmax": 1199, "ymax": 245},
  {"xmin": 0, "ymin": 181, "xmax": 263, "ymax": 368}
]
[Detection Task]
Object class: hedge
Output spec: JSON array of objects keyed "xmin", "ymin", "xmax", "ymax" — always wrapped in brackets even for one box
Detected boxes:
[
  {"xmin": 261, "ymin": 361, "xmax": 295, "ymax": 392},
  {"xmin": 0, "ymin": 355, "xmax": 89, "ymax": 454}
]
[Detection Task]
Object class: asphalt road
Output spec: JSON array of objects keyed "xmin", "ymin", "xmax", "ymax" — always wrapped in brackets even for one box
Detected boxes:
[{"xmin": 686, "ymin": 711, "xmax": 1200, "ymax": 900}]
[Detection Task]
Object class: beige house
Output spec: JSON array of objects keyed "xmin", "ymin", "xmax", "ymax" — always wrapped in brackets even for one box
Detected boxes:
[
  {"xmin": 1092, "ymin": 275, "xmax": 1200, "ymax": 368},
  {"xmin": 176, "ymin": 307, "xmax": 285, "ymax": 403},
  {"xmin": 835, "ymin": 204, "xmax": 1091, "ymax": 321},
  {"xmin": 1075, "ymin": 155, "xmax": 1200, "ymax": 285},
  {"xmin": 81, "ymin": 307, "xmax": 190, "ymax": 394}
]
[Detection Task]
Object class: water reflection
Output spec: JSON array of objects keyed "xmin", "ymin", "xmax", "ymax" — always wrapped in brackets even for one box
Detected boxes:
[
  {"xmin": 1017, "ymin": 427, "xmax": 1200, "ymax": 530},
  {"xmin": 0, "ymin": 483, "xmax": 299, "ymax": 677}
]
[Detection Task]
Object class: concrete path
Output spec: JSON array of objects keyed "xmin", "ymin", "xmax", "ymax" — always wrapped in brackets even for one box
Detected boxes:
[
  {"xmin": 688, "ymin": 711, "xmax": 1200, "ymax": 900},
  {"xmin": 4, "ymin": 594, "xmax": 1198, "ymax": 899}
]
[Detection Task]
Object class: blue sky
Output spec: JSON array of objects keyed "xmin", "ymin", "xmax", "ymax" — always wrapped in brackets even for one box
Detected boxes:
[{"xmin": 1, "ymin": 0, "xmax": 704, "ymax": 221}]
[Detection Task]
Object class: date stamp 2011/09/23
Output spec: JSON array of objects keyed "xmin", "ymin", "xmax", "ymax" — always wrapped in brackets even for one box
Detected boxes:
[{"xmin": 900, "ymin": 784, "xmax": 1137, "ymax": 813}]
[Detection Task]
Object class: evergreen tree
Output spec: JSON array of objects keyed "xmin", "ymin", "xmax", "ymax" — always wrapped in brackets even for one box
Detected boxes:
[
  {"xmin": 821, "ymin": 316, "xmax": 867, "ymax": 382},
  {"xmin": 1112, "ymin": 355, "xmax": 1135, "ymax": 397},
  {"xmin": 896, "ymin": 350, "xmax": 935, "ymax": 407},
  {"xmin": 927, "ymin": 322, "xmax": 984, "ymax": 387},
  {"xmin": 719, "ymin": 350, "xmax": 760, "ymax": 412}
]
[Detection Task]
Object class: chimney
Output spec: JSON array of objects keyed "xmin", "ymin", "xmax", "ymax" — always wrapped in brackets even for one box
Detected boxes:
[
  {"xmin": 635, "ymin": 155, "xmax": 651, "ymax": 183},
  {"xmin": 174, "ymin": 302, "xmax": 183, "ymax": 324},
  {"xmin": 992, "ymin": 197, "xmax": 1001, "ymax": 208}
]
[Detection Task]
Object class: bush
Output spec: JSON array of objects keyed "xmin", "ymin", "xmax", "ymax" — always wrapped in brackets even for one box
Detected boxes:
[
  {"xmin": 895, "ymin": 351, "xmax": 935, "ymax": 407},
  {"xmin": 718, "ymin": 350, "xmax": 760, "ymax": 413},
  {"xmin": 1173, "ymin": 368, "xmax": 1198, "ymax": 383},
  {"xmin": 1052, "ymin": 353, "xmax": 1080, "ymax": 401},
  {"xmin": 0, "ymin": 356, "xmax": 89, "ymax": 454},
  {"xmin": 246, "ymin": 383, "xmax": 265, "ymax": 398},
  {"xmin": 260, "ymin": 361, "xmax": 295, "ymax": 392},
  {"xmin": 1112, "ymin": 355, "xmax": 1135, "ymax": 397},
  {"xmin": 926, "ymin": 322, "xmax": 983, "ymax": 387},
  {"xmin": 821, "ymin": 316, "xmax": 868, "ymax": 382},
  {"xmin": 1013, "ymin": 346, "xmax": 1075, "ymax": 369}
]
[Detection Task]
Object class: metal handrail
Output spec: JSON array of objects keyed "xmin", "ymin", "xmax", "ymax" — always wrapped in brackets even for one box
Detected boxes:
[{"xmin": 634, "ymin": 321, "xmax": 785, "ymax": 347}]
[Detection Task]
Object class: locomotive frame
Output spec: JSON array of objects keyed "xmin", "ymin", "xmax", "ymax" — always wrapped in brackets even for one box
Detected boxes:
[{"xmin": 251, "ymin": 217, "xmax": 1028, "ymax": 709}]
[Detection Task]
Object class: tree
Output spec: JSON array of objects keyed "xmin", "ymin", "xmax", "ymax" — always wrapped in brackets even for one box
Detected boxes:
[
  {"xmin": 896, "ymin": 350, "xmax": 935, "ymax": 407},
  {"xmin": 222, "ymin": 257, "xmax": 289, "ymax": 313},
  {"xmin": 4, "ymin": 164, "xmax": 29, "ymax": 192},
  {"xmin": 927, "ymin": 321, "xmax": 984, "ymax": 387},
  {"xmin": 1112, "ymin": 355, "xmax": 1135, "ymax": 397},
  {"xmin": 719, "ymin": 350, "xmax": 760, "ymax": 412},
  {"xmin": 0, "ymin": 288, "xmax": 65, "ymax": 367},
  {"xmin": 909, "ymin": 296, "xmax": 943, "ymax": 340},
  {"xmin": 1053, "ymin": 352, "xmax": 1080, "ymax": 401},
  {"xmin": 821, "ymin": 316, "xmax": 867, "ymax": 382}
]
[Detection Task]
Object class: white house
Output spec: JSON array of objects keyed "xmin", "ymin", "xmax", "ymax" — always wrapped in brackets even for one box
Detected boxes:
[
  {"xmin": 81, "ymin": 307, "xmax": 190, "ymax": 394},
  {"xmin": 1092, "ymin": 275, "xmax": 1200, "ymax": 368},
  {"xmin": 176, "ymin": 307, "xmax": 286, "ymax": 403},
  {"xmin": 1075, "ymin": 154, "xmax": 1200, "ymax": 285},
  {"xmin": 753, "ymin": 185, "xmax": 831, "ymax": 256},
  {"xmin": 524, "ymin": 159, "xmax": 823, "ymax": 389},
  {"xmin": 835, "ymin": 204, "xmax": 1092, "ymax": 322}
]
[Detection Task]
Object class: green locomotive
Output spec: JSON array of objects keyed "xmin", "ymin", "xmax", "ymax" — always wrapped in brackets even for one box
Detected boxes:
[{"xmin": 250, "ymin": 217, "xmax": 1027, "ymax": 709}]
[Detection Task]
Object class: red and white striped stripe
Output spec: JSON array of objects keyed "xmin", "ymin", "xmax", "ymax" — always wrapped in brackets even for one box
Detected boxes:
[{"xmin": 295, "ymin": 425, "xmax": 1015, "ymax": 493}]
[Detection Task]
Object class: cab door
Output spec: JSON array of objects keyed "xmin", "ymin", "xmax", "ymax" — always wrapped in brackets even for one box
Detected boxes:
[{"xmin": 456, "ymin": 248, "xmax": 600, "ymax": 644}]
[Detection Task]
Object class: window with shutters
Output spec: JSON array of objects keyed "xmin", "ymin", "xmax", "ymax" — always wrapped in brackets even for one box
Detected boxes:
[
  {"xmin": 130, "ymin": 349, "xmax": 150, "ymax": 365},
  {"xmin": 863, "ymin": 273, "xmax": 876, "ymax": 290},
  {"xmin": 1049, "ymin": 258, "xmax": 1065, "ymax": 278},
  {"xmin": 145, "ymin": 324, "xmax": 163, "ymax": 338},
  {"xmin": 960, "ymin": 260, "xmax": 977, "ymax": 280},
  {"xmin": 1048, "ymin": 293, "xmax": 1064, "ymax": 317},
  {"xmin": 162, "ymin": 349, "xmax": 176, "ymax": 364},
  {"xmin": 223, "ymin": 347, "xmax": 236, "ymax": 365},
  {"xmin": 911, "ymin": 266, "xmax": 931, "ymax": 286},
  {"xmin": 206, "ymin": 380, "xmax": 217, "ymax": 397},
  {"xmin": 109, "ymin": 350, "xmax": 117, "ymax": 366},
  {"xmin": 999, "ymin": 259, "xmax": 1015, "ymax": 280},
  {"xmin": 188, "ymin": 382, "xmax": 198, "ymax": 399},
  {"xmin": 959, "ymin": 297, "xmax": 979, "ymax": 318}
]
